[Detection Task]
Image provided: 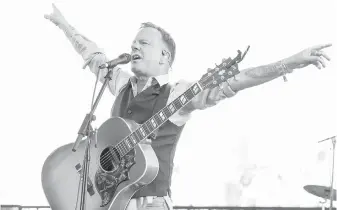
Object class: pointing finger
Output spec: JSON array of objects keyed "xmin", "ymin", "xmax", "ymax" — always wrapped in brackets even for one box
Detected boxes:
[
  {"xmin": 313, "ymin": 43, "xmax": 332, "ymax": 50},
  {"xmin": 52, "ymin": 3, "xmax": 61, "ymax": 13}
]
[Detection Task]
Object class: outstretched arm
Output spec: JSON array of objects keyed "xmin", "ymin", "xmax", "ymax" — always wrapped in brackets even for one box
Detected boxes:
[
  {"xmin": 227, "ymin": 44, "xmax": 332, "ymax": 92},
  {"xmin": 44, "ymin": 4, "xmax": 130, "ymax": 95},
  {"xmin": 169, "ymin": 44, "xmax": 332, "ymax": 126}
]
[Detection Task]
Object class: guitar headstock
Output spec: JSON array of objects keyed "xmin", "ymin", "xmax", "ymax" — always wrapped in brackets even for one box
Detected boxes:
[{"xmin": 198, "ymin": 46, "xmax": 250, "ymax": 90}]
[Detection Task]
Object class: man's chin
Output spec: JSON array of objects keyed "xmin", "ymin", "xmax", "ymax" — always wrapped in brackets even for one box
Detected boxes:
[
  {"xmin": 131, "ymin": 67, "xmax": 140, "ymax": 74},
  {"xmin": 131, "ymin": 67, "xmax": 145, "ymax": 77}
]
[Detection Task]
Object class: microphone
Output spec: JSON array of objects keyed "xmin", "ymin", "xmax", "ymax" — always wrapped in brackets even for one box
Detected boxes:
[{"xmin": 99, "ymin": 53, "xmax": 131, "ymax": 69}]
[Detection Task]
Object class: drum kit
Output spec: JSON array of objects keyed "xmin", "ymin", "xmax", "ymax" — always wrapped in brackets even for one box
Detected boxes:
[{"xmin": 303, "ymin": 136, "xmax": 336, "ymax": 210}]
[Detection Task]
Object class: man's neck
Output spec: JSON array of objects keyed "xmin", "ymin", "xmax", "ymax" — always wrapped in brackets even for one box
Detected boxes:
[{"xmin": 136, "ymin": 78, "xmax": 148, "ymax": 93}]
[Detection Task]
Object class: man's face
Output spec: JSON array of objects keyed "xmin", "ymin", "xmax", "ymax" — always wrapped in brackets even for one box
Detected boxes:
[{"xmin": 130, "ymin": 27, "xmax": 166, "ymax": 78}]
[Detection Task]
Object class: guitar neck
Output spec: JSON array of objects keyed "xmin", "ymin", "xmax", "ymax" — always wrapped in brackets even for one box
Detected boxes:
[
  {"xmin": 117, "ymin": 82, "xmax": 203, "ymax": 157},
  {"xmin": 115, "ymin": 50, "xmax": 247, "ymax": 157}
]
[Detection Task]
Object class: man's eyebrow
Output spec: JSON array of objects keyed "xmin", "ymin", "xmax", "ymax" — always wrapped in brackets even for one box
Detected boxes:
[{"xmin": 133, "ymin": 39, "xmax": 148, "ymax": 43}]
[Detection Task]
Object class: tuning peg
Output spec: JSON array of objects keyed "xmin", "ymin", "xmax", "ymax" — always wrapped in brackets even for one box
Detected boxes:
[{"xmin": 235, "ymin": 46, "xmax": 250, "ymax": 64}]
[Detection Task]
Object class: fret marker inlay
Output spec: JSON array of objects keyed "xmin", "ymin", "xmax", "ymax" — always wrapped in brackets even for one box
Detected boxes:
[
  {"xmin": 169, "ymin": 104, "xmax": 175, "ymax": 112},
  {"xmin": 139, "ymin": 128, "xmax": 145, "ymax": 137},
  {"xmin": 159, "ymin": 112, "xmax": 166, "ymax": 120},
  {"xmin": 130, "ymin": 135, "xmax": 136, "ymax": 144},
  {"xmin": 180, "ymin": 95, "xmax": 186, "ymax": 104},
  {"xmin": 125, "ymin": 139, "xmax": 131, "ymax": 148},
  {"xmin": 193, "ymin": 85, "xmax": 200, "ymax": 94},
  {"xmin": 151, "ymin": 118, "xmax": 157, "ymax": 127}
]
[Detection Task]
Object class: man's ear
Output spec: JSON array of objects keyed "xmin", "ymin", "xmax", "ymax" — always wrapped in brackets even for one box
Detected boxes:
[{"xmin": 162, "ymin": 50, "xmax": 171, "ymax": 63}]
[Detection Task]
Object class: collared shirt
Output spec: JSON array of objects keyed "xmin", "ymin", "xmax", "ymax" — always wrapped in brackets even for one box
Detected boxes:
[
  {"xmin": 128, "ymin": 74, "xmax": 170, "ymax": 97},
  {"xmin": 69, "ymin": 29, "xmax": 236, "ymax": 126}
]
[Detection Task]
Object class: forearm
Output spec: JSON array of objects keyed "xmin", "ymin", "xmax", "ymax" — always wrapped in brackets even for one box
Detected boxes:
[
  {"xmin": 57, "ymin": 22, "xmax": 104, "ymax": 62},
  {"xmin": 227, "ymin": 59, "xmax": 295, "ymax": 92},
  {"xmin": 56, "ymin": 22, "xmax": 126, "ymax": 95}
]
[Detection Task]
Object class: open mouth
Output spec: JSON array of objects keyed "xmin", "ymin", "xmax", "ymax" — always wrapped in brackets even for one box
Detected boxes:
[{"xmin": 132, "ymin": 54, "xmax": 142, "ymax": 61}]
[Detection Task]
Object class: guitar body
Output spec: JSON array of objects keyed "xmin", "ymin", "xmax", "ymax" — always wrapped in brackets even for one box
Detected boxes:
[
  {"xmin": 41, "ymin": 117, "xmax": 159, "ymax": 210},
  {"xmin": 41, "ymin": 52, "xmax": 244, "ymax": 210}
]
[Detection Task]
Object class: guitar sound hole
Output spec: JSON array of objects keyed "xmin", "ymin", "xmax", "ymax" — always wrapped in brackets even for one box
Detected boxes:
[{"xmin": 99, "ymin": 147, "xmax": 120, "ymax": 172}]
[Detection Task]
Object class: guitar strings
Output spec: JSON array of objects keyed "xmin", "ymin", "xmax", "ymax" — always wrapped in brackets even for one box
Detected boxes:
[
  {"xmin": 99, "ymin": 73, "xmax": 219, "ymax": 167},
  {"xmin": 98, "ymin": 71, "xmax": 225, "ymax": 167},
  {"xmin": 99, "ymin": 144, "xmax": 124, "ymax": 167}
]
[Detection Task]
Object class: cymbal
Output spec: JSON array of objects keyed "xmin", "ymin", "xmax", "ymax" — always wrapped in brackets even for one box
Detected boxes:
[{"xmin": 304, "ymin": 185, "xmax": 336, "ymax": 201}]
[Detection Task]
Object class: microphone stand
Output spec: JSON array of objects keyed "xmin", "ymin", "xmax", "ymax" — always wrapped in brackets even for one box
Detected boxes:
[
  {"xmin": 72, "ymin": 66, "xmax": 116, "ymax": 210},
  {"xmin": 318, "ymin": 136, "xmax": 336, "ymax": 210}
]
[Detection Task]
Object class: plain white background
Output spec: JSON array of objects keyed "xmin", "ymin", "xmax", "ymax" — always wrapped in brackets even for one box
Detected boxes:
[{"xmin": 0, "ymin": 0, "xmax": 336, "ymax": 207}]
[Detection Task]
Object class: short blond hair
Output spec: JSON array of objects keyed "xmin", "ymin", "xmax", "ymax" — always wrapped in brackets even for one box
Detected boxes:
[{"xmin": 140, "ymin": 22, "xmax": 176, "ymax": 65}]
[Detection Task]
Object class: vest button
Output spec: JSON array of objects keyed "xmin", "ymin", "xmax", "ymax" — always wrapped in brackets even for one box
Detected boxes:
[{"xmin": 127, "ymin": 109, "xmax": 132, "ymax": 114}]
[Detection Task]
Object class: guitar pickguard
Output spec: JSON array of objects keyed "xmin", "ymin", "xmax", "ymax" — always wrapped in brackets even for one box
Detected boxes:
[{"xmin": 94, "ymin": 150, "xmax": 136, "ymax": 207}]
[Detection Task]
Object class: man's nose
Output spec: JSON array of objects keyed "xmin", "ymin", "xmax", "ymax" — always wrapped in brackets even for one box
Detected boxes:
[{"xmin": 131, "ymin": 42, "xmax": 140, "ymax": 51}]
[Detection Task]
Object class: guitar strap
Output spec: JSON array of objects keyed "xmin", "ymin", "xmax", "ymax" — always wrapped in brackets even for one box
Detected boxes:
[{"xmin": 148, "ymin": 83, "xmax": 171, "ymax": 141}]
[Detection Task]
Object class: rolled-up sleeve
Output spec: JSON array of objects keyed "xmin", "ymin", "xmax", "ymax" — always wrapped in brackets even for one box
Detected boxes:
[
  {"xmin": 62, "ymin": 25, "xmax": 130, "ymax": 95},
  {"xmin": 168, "ymin": 80, "xmax": 237, "ymax": 126}
]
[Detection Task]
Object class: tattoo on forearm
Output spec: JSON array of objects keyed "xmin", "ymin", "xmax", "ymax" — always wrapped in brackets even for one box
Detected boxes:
[{"xmin": 244, "ymin": 63, "xmax": 283, "ymax": 79}]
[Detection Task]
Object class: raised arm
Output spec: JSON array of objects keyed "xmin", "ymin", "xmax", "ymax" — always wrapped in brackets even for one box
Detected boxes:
[
  {"xmin": 227, "ymin": 44, "xmax": 332, "ymax": 92},
  {"xmin": 44, "ymin": 4, "xmax": 130, "ymax": 95},
  {"xmin": 169, "ymin": 44, "xmax": 332, "ymax": 126}
]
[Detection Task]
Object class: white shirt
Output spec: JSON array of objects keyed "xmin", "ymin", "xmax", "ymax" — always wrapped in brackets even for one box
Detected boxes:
[{"xmin": 70, "ymin": 29, "xmax": 236, "ymax": 126}]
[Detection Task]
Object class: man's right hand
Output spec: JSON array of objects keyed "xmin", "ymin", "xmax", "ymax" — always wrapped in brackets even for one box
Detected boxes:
[{"xmin": 44, "ymin": 3, "xmax": 68, "ymax": 27}]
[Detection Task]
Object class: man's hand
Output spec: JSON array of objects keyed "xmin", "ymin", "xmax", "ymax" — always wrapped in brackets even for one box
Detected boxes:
[
  {"xmin": 44, "ymin": 3, "xmax": 68, "ymax": 27},
  {"xmin": 284, "ymin": 43, "xmax": 332, "ymax": 70}
]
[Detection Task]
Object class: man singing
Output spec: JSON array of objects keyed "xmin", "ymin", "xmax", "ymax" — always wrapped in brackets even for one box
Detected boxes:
[{"xmin": 45, "ymin": 4, "xmax": 331, "ymax": 210}]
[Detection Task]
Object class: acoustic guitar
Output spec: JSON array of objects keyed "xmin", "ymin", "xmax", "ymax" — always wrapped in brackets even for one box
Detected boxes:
[{"xmin": 41, "ymin": 50, "xmax": 246, "ymax": 210}]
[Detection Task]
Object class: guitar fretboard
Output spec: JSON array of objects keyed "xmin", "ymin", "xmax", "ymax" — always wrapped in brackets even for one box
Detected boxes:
[
  {"xmin": 110, "ymin": 54, "xmax": 243, "ymax": 157},
  {"xmin": 115, "ymin": 82, "xmax": 203, "ymax": 157}
]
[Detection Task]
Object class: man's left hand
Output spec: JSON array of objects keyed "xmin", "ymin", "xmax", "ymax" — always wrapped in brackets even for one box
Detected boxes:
[{"xmin": 284, "ymin": 43, "xmax": 332, "ymax": 70}]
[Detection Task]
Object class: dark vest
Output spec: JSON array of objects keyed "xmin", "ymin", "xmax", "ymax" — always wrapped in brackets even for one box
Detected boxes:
[{"xmin": 111, "ymin": 80, "xmax": 185, "ymax": 198}]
